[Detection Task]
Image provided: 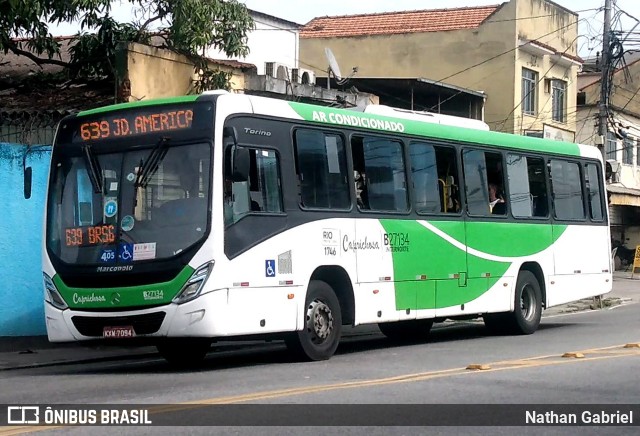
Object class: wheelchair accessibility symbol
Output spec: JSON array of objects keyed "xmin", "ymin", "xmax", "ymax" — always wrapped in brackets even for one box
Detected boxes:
[
  {"xmin": 118, "ymin": 243, "xmax": 133, "ymax": 263},
  {"xmin": 265, "ymin": 259, "xmax": 276, "ymax": 277}
]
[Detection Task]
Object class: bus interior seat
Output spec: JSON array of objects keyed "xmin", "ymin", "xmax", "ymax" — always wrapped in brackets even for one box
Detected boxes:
[
  {"xmin": 492, "ymin": 202, "xmax": 506, "ymax": 215},
  {"xmin": 533, "ymin": 196, "xmax": 548, "ymax": 217}
]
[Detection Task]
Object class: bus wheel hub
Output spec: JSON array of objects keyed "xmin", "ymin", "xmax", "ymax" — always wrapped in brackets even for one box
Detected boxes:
[{"xmin": 307, "ymin": 300, "xmax": 333, "ymax": 341}]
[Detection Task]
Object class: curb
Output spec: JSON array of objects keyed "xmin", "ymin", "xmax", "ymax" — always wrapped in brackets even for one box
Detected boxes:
[{"xmin": 0, "ymin": 352, "xmax": 159, "ymax": 372}]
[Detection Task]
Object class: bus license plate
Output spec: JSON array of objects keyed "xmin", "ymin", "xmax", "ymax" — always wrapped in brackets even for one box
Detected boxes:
[{"xmin": 103, "ymin": 326, "xmax": 135, "ymax": 338}]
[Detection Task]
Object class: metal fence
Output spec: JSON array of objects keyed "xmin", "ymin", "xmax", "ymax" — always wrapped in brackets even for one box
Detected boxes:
[{"xmin": 0, "ymin": 110, "xmax": 71, "ymax": 145}]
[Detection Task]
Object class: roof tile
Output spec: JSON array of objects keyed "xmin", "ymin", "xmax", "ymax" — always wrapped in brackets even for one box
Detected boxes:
[{"xmin": 301, "ymin": 5, "xmax": 501, "ymax": 38}]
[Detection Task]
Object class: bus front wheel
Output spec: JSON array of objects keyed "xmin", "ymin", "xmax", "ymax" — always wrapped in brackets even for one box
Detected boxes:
[
  {"xmin": 157, "ymin": 338, "xmax": 211, "ymax": 367},
  {"xmin": 286, "ymin": 280, "xmax": 342, "ymax": 361}
]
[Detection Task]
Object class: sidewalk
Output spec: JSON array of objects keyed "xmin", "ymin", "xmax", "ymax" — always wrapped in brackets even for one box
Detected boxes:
[{"xmin": 0, "ymin": 273, "xmax": 637, "ymax": 371}]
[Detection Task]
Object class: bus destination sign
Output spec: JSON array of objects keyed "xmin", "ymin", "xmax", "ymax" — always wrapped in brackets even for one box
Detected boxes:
[
  {"xmin": 65, "ymin": 225, "xmax": 116, "ymax": 247},
  {"xmin": 77, "ymin": 109, "xmax": 194, "ymax": 142}
]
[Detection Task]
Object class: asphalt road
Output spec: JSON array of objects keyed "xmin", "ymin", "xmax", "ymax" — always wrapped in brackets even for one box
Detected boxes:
[{"xmin": 1, "ymin": 302, "xmax": 638, "ymax": 435}]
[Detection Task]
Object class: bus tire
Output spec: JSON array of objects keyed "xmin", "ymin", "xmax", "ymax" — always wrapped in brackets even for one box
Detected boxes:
[
  {"xmin": 508, "ymin": 270, "xmax": 542, "ymax": 335},
  {"xmin": 157, "ymin": 338, "xmax": 211, "ymax": 367},
  {"xmin": 378, "ymin": 319, "xmax": 433, "ymax": 341},
  {"xmin": 285, "ymin": 280, "xmax": 342, "ymax": 361}
]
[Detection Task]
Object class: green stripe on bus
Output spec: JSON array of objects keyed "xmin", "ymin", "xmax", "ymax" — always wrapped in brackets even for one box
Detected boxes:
[
  {"xmin": 379, "ymin": 220, "xmax": 564, "ymax": 310},
  {"xmin": 53, "ymin": 266, "xmax": 194, "ymax": 309},
  {"xmin": 431, "ymin": 221, "xmax": 567, "ymax": 257},
  {"xmin": 289, "ymin": 102, "xmax": 581, "ymax": 157},
  {"xmin": 78, "ymin": 95, "xmax": 199, "ymax": 117}
]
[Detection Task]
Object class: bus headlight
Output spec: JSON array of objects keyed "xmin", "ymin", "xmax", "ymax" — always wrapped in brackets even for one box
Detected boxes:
[
  {"xmin": 43, "ymin": 273, "xmax": 68, "ymax": 310},
  {"xmin": 173, "ymin": 261, "xmax": 214, "ymax": 304}
]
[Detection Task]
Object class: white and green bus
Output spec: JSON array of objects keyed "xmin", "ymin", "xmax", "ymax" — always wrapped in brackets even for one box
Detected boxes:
[{"xmin": 42, "ymin": 91, "xmax": 612, "ymax": 365}]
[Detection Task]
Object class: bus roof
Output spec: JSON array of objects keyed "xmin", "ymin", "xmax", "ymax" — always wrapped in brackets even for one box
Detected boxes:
[{"xmin": 77, "ymin": 92, "xmax": 596, "ymax": 160}]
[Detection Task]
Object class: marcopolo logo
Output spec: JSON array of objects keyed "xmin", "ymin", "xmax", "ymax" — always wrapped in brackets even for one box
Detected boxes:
[
  {"xmin": 72, "ymin": 293, "xmax": 107, "ymax": 305},
  {"xmin": 96, "ymin": 265, "xmax": 134, "ymax": 272}
]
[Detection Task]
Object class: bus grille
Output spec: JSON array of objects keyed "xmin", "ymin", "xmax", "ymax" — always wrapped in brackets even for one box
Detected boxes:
[{"xmin": 71, "ymin": 312, "xmax": 166, "ymax": 337}]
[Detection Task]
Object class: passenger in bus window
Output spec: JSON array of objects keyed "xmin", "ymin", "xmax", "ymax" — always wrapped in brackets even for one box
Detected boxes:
[
  {"xmin": 355, "ymin": 171, "xmax": 369, "ymax": 209},
  {"xmin": 489, "ymin": 182, "xmax": 505, "ymax": 214}
]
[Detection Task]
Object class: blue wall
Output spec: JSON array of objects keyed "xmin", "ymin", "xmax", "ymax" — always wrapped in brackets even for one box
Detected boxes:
[{"xmin": 0, "ymin": 143, "xmax": 51, "ymax": 336}]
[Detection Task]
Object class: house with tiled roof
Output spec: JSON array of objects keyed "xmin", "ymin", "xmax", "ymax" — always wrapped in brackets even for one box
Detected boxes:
[{"xmin": 300, "ymin": 0, "xmax": 582, "ymax": 136}]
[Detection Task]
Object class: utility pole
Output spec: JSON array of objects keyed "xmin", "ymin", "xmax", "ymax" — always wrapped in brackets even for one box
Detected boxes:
[{"xmin": 598, "ymin": 0, "xmax": 612, "ymax": 160}]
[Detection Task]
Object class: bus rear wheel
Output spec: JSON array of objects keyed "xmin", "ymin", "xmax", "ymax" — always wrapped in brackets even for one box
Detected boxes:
[
  {"xmin": 511, "ymin": 270, "xmax": 542, "ymax": 334},
  {"xmin": 157, "ymin": 338, "xmax": 211, "ymax": 367},
  {"xmin": 286, "ymin": 280, "xmax": 342, "ymax": 361},
  {"xmin": 484, "ymin": 270, "xmax": 542, "ymax": 335},
  {"xmin": 378, "ymin": 319, "xmax": 433, "ymax": 342}
]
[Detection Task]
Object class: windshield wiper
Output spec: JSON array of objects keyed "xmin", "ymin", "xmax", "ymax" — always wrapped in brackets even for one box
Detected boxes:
[
  {"xmin": 135, "ymin": 137, "xmax": 170, "ymax": 189},
  {"xmin": 82, "ymin": 144, "xmax": 104, "ymax": 194}
]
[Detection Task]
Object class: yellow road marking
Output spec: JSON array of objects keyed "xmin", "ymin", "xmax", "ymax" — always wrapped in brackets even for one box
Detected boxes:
[{"xmin": 1, "ymin": 342, "xmax": 639, "ymax": 435}]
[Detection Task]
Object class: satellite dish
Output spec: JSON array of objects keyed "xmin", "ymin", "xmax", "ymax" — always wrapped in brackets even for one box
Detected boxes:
[{"xmin": 325, "ymin": 47, "xmax": 343, "ymax": 81}]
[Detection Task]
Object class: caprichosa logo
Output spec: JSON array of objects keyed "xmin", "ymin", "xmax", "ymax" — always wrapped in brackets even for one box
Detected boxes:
[
  {"xmin": 73, "ymin": 293, "xmax": 107, "ymax": 304},
  {"xmin": 342, "ymin": 235, "xmax": 380, "ymax": 252},
  {"xmin": 244, "ymin": 127, "xmax": 272, "ymax": 136},
  {"xmin": 96, "ymin": 265, "xmax": 133, "ymax": 272}
]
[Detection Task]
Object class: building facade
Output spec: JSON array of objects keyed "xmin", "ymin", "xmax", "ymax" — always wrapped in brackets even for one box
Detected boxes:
[
  {"xmin": 206, "ymin": 9, "xmax": 305, "ymax": 79},
  {"xmin": 300, "ymin": 0, "xmax": 581, "ymax": 136},
  {"xmin": 577, "ymin": 58, "xmax": 640, "ymax": 254}
]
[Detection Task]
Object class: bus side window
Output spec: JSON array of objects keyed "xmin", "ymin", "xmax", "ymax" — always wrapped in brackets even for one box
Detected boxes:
[
  {"xmin": 585, "ymin": 163, "xmax": 604, "ymax": 221},
  {"xmin": 352, "ymin": 135, "xmax": 408, "ymax": 212},
  {"xmin": 506, "ymin": 154, "xmax": 548, "ymax": 218},
  {"xmin": 294, "ymin": 129, "xmax": 350, "ymax": 210},
  {"xmin": 550, "ymin": 159, "xmax": 585, "ymax": 220},
  {"xmin": 409, "ymin": 142, "xmax": 460, "ymax": 214},
  {"xmin": 224, "ymin": 146, "xmax": 283, "ymax": 226},
  {"xmin": 462, "ymin": 149, "xmax": 506, "ymax": 216}
]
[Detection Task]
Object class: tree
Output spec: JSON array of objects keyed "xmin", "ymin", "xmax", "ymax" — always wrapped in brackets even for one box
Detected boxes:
[{"xmin": 0, "ymin": 0, "xmax": 254, "ymax": 90}]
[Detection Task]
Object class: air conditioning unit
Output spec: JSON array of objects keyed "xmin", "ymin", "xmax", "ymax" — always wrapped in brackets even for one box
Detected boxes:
[
  {"xmin": 606, "ymin": 159, "xmax": 621, "ymax": 183},
  {"xmin": 291, "ymin": 68, "xmax": 316, "ymax": 85},
  {"xmin": 264, "ymin": 62, "xmax": 291, "ymax": 80}
]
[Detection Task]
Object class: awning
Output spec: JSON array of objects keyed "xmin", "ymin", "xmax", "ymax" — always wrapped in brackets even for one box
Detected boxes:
[{"xmin": 607, "ymin": 184, "xmax": 640, "ymax": 207}]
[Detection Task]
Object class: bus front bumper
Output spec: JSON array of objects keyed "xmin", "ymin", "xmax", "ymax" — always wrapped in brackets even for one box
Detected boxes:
[{"xmin": 44, "ymin": 290, "xmax": 227, "ymax": 342}]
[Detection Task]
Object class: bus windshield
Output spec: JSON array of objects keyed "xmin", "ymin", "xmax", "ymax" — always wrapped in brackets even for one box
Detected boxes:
[{"xmin": 46, "ymin": 141, "xmax": 211, "ymax": 265}]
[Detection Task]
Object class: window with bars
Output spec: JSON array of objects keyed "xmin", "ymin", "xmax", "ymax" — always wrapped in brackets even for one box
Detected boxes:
[
  {"xmin": 522, "ymin": 68, "xmax": 537, "ymax": 116},
  {"xmin": 623, "ymin": 137, "xmax": 634, "ymax": 164},
  {"xmin": 606, "ymin": 132, "xmax": 617, "ymax": 160},
  {"xmin": 551, "ymin": 80, "xmax": 567, "ymax": 123}
]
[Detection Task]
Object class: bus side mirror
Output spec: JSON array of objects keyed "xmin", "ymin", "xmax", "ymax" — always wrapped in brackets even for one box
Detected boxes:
[
  {"xmin": 231, "ymin": 146, "xmax": 250, "ymax": 182},
  {"xmin": 24, "ymin": 166, "xmax": 32, "ymax": 199}
]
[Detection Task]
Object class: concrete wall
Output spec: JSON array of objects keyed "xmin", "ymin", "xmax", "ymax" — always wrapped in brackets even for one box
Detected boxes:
[
  {"xmin": 0, "ymin": 143, "xmax": 51, "ymax": 336},
  {"xmin": 300, "ymin": 0, "xmax": 578, "ymax": 135},
  {"xmin": 122, "ymin": 43, "xmax": 248, "ymax": 102}
]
